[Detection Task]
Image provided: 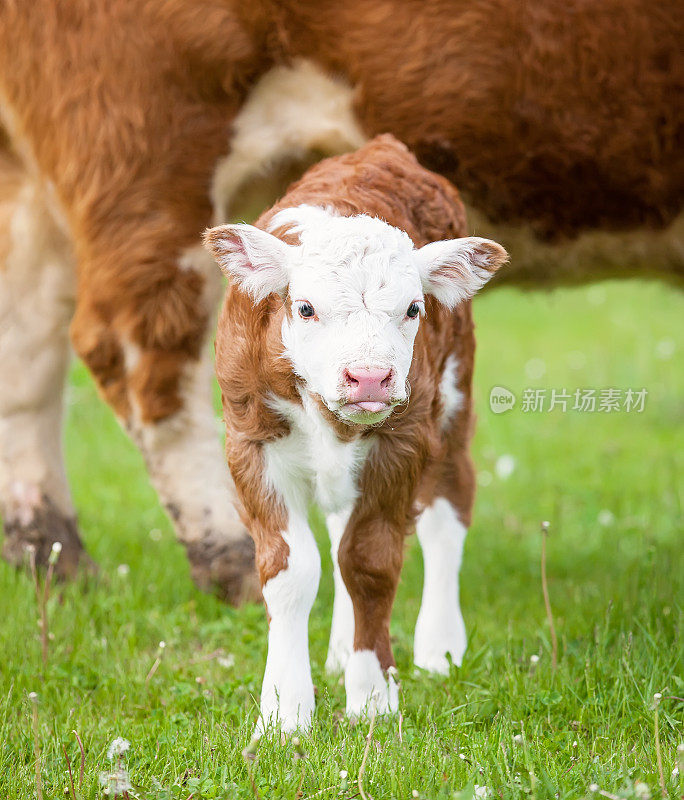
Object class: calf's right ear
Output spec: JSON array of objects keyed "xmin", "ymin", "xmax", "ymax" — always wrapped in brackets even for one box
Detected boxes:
[{"xmin": 203, "ymin": 223, "xmax": 291, "ymax": 302}]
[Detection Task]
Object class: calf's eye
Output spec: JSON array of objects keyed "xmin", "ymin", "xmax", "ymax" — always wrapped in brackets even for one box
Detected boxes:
[
  {"xmin": 406, "ymin": 302, "xmax": 421, "ymax": 319},
  {"xmin": 298, "ymin": 302, "xmax": 316, "ymax": 319}
]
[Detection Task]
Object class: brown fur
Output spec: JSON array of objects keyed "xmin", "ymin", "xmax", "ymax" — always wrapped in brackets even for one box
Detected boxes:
[
  {"xmin": 212, "ymin": 135, "xmax": 482, "ymax": 670},
  {"xmin": 0, "ymin": 0, "xmax": 680, "ymax": 598}
]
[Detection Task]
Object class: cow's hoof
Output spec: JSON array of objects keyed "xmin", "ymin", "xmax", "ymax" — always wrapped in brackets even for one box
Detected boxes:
[
  {"xmin": 345, "ymin": 651, "xmax": 399, "ymax": 720},
  {"xmin": 185, "ymin": 532, "xmax": 261, "ymax": 606},
  {"xmin": 1, "ymin": 495, "xmax": 95, "ymax": 579}
]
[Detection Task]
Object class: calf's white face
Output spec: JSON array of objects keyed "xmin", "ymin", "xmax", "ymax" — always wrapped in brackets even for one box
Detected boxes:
[{"xmin": 205, "ymin": 205, "xmax": 506, "ymax": 425}]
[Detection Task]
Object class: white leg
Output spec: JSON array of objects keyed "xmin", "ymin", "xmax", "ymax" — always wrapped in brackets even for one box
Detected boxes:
[
  {"xmin": 345, "ymin": 650, "xmax": 399, "ymax": 719},
  {"xmin": 257, "ymin": 513, "xmax": 321, "ymax": 735},
  {"xmin": 123, "ymin": 247, "xmax": 260, "ymax": 604},
  {"xmin": 414, "ymin": 497, "xmax": 468, "ymax": 673},
  {"xmin": 325, "ymin": 509, "xmax": 355, "ymax": 673},
  {"xmin": 0, "ymin": 180, "xmax": 87, "ymax": 574}
]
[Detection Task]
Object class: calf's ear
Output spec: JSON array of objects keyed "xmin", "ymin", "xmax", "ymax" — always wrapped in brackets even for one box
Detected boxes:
[
  {"xmin": 203, "ymin": 223, "xmax": 291, "ymax": 301},
  {"xmin": 415, "ymin": 237, "xmax": 508, "ymax": 307}
]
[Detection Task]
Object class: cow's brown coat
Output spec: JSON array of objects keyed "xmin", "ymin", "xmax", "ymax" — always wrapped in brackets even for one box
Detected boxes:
[{"xmin": 0, "ymin": 0, "xmax": 680, "ymax": 592}]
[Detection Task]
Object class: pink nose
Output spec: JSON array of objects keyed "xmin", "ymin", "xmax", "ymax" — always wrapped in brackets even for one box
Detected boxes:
[{"xmin": 344, "ymin": 367, "xmax": 393, "ymax": 402}]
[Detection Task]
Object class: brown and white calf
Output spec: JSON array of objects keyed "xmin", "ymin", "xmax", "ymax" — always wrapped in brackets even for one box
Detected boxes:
[{"xmin": 204, "ymin": 135, "xmax": 507, "ymax": 731}]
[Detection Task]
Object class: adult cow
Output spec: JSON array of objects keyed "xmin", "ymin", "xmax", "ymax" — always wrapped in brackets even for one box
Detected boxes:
[{"xmin": 0, "ymin": 0, "xmax": 681, "ymax": 600}]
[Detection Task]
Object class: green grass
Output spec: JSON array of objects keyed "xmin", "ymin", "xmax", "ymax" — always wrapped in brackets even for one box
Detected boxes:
[{"xmin": 1, "ymin": 281, "xmax": 682, "ymax": 799}]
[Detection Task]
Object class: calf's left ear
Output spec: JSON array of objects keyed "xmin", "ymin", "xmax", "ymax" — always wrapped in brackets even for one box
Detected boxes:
[
  {"xmin": 203, "ymin": 223, "xmax": 291, "ymax": 302},
  {"xmin": 415, "ymin": 237, "xmax": 508, "ymax": 308}
]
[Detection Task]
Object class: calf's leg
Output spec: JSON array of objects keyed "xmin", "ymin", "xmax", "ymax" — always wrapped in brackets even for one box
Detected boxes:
[
  {"xmin": 0, "ymin": 176, "xmax": 90, "ymax": 576},
  {"xmin": 254, "ymin": 512, "xmax": 321, "ymax": 734},
  {"xmin": 414, "ymin": 497, "xmax": 468, "ymax": 673},
  {"xmin": 338, "ymin": 513, "xmax": 403, "ymax": 718},
  {"xmin": 325, "ymin": 508, "xmax": 355, "ymax": 673},
  {"xmin": 415, "ymin": 441, "xmax": 475, "ymax": 673}
]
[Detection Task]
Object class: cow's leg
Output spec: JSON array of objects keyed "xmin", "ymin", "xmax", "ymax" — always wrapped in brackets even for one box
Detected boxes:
[
  {"xmin": 0, "ymin": 174, "xmax": 88, "ymax": 577},
  {"xmin": 413, "ymin": 497, "xmax": 468, "ymax": 673},
  {"xmin": 325, "ymin": 508, "xmax": 355, "ymax": 673},
  {"xmin": 71, "ymin": 243, "xmax": 260, "ymax": 604},
  {"xmin": 338, "ymin": 513, "xmax": 403, "ymax": 718},
  {"xmin": 255, "ymin": 511, "xmax": 321, "ymax": 734}
]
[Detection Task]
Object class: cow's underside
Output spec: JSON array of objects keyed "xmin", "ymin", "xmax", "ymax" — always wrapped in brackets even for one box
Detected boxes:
[{"xmin": 0, "ymin": 0, "xmax": 681, "ymax": 599}]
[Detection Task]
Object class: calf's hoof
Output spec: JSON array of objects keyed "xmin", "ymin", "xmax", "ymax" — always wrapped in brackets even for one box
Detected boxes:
[
  {"xmin": 345, "ymin": 651, "xmax": 399, "ymax": 720},
  {"xmin": 1, "ymin": 495, "xmax": 95, "ymax": 579},
  {"xmin": 185, "ymin": 532, "xmax": 262, "ymax": 606}
]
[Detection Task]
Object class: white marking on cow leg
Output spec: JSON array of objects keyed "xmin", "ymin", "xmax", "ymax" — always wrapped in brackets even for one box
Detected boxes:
[
  {"xmin": 0, "ymin": 181, "xmax": 75, "ymax": 528},
  {"xmin": 414, "ymin": 497, "xmax": 468, "ymax": 673},
  {"xmin": 127, "ymin": 342, "xmax": 244, "ymax": 545},
  {"xmin": 325, "ymin": 508, "xmax": 355, "ymax": 673},
  {"xmin": 125, "ymin": 246, "xmax": 258, "ymax": 601},
  {"xmin": 345, "ymin": 650, "xmax": 399, "ymax": 719},
  {"xmin": 257, "ymin": 513, "xmax": 321, "ymax": 735},
  {"xmin": 212, "ymin": 59, "xmax": 367, "ymax": 224},
  {"xmin": 439, "ymin": 354, "xmax": 463, "ymax": 430}
]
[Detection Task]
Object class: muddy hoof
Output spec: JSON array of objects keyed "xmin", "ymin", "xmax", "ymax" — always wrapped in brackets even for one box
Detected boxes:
[
  {"xmin": 1, "ymin": 496, "xmax": 95, "ymax": 579},
  {"xmin": 185, "ymin": 532, "xmax": 261, "ymax": 606}
]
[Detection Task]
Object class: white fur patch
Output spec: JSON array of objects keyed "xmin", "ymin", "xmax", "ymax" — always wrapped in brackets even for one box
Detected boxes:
[
  {"xmin": 273, "ymin": 207, "xmax": 423, "ymax": 416},
  {"xmin": 0, "ymin": 181, "xmax": 75, "ymax": 520},
  {"xmin": 211, "ymin": 59, "xmax": 366, "ymax": 224},
  {"xmin": 325, "ymin": 508, "xmax": 355, "ymax": 673},
  {"xmin": 257, "ymin": 511, "xmax": 321, "ymax": 735},
  {"xmin": 414, "ymin": 498, "xmax": 468, "ymax": 673},
  {"xmin": 439, "ymin": 354, "xmax": 463, "ymax": 429},
  {"xmin": 263, "ymin": 393, "xmax": 372, "ymax": 515},
  {"xmin": 121, "ymin": 244, "xmax": 244, "ymax": 545},
  {"xmin": 345, "ymin": 650, "xmax": 399, "ymax": 718},
  {"xmin": 126, "ymin": 340, "xmax": 244, "ymax": 545}
]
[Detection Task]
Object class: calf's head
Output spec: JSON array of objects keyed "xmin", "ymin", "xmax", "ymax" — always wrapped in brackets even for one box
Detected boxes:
[{"xmin": 205, "ymin": 206, "xmax": 507, "ymax": 425}]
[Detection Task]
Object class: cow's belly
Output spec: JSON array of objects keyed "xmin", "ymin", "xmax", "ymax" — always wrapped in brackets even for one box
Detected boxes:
[
  {"xmin": 214, "ymin": 58, "xmax": 683, "ymax": 289},
  {"xmin": 468, "ymin": 207, "xmax": 684, "ymax": 289}
]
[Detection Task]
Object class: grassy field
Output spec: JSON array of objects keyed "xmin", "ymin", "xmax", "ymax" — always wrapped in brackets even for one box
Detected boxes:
[{"xmin": 1, "ymin": 281, "xmax": 682, "ymax": 799}]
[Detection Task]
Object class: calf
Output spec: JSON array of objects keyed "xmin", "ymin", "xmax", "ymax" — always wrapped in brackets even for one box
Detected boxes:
[{"xmin": 204, "ymin": 135, "xmax": 507, "ymax": 732}]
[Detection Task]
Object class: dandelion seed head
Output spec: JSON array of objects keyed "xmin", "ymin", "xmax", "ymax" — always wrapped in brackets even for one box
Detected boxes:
[
  {"xmin": 412, "ymin": 791, "xmax": 419, "ymax": 798},
  {"xmin": 589, "ymin": 784, "xmax": 599, "ymax": 793},
  {"xmin": 158, "ymin": 641, "xmax": 166, "ymax": 649},
  {"xmin": 116, "ymin": 564, "xmax": 130, "ymax": 577},
  {"xmin": 495, "ymin": 454, "xmax": 516, "ymax": 480},
  {"xmin": 106, "ymin": 737, "xmax": 130, "ymax": 760},
  {"xmin": 597, "ymin": 509, "xmax": 615, "ymax": 527},
  {"xmin": 51, "ymin": 541, "xmax": 62, "ymax": 553},
  {"xmin": 525, "ymin": 357, "xmax": 546, "ymax": 380},
  {"xmin": 340, "ymin": 770, "xmax": 348, "ymax": 779},
  {"xmin": 530, "ymin": 654, "xmax": 540, "ymax": 664},
  {"xmin": 478, "ymin": 470, "xmax": 493, "ymax": 487},
  {"xmin": 218, "ymin": 654, "xmax": 235, "ymax": 668},
  {"xmin": 634, "ymin": 780, "xmax": 652, "ymax": 799},
  {"xmin": 474, "ymin": 784, "xmax": 490, "ymax": 798},
  {"xmin": 653, "ymin": 692, "xmax": 662, "ymax": 702},
  {"xmin": 28, "ymin": 691, "xmax": 38, "ymax": 702},
  {"xmin": 513, "ymin": 734, "xmax": 523, "ymax": 744}
]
